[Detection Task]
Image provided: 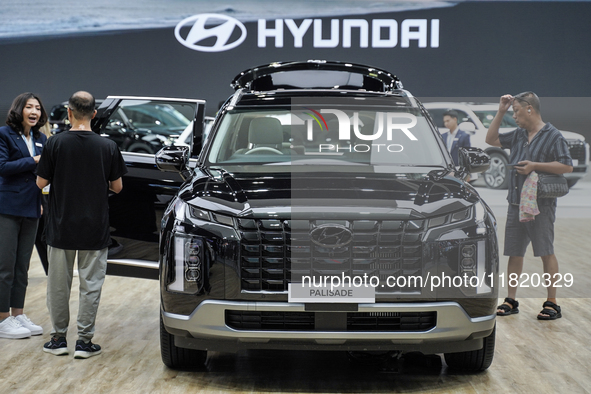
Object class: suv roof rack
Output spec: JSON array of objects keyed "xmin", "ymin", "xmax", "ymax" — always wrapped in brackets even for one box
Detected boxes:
[{"xmin": 230, "ymin": 60, "xmax": 404, "ymax": 93}]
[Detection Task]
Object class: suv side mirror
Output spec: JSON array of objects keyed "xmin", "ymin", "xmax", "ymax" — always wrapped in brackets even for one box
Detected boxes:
[
  {"xmin": 458, "ymin": 121, "xmax": 476, "ymax": 134},
  {"xmin": 156, "ymin": 146, "xmax": 190, "ymax": 179},
  {"xmin": 458, "ymin": 147, "xmax": 490, "ymax": 173}
]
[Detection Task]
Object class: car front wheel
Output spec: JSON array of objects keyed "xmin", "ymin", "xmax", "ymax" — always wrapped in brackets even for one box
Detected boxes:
[
  {"xmin": 484, "ymin": 152, "xmax": 509, "ymax": 189},
  {"xmin": 160, "ymin": 314, "xmax": 207, "ymax": 369},
  {"xmin": 128, "ymin": 142, "xmax": 154, "ymax": 154},
  {"xmin": 444, "ymin": 324, "xmax": 495, "ymax": 372}
]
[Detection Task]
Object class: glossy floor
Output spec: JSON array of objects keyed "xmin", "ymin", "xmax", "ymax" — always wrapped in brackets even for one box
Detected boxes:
[{"xmin": 1, "ymin": 217, "xmax": 590, "ymax": 393}]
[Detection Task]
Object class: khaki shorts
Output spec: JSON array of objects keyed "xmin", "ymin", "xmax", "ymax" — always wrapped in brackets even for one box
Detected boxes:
[{"xmin": 504, "ymin": 203, "xmax": 556, "ymax": 257}]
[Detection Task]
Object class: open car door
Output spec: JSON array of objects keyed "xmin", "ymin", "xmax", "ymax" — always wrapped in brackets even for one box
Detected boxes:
[{"xmin": 92, "ymin": 96, "xmax": 206, "ymax": 279}]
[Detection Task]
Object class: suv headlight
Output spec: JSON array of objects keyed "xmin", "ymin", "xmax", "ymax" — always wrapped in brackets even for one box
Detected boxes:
[
  {"xmin": 165, "ymin": 202, "xmax": 236, "ymax": 294},
  {"xmin": 186, "ymin": 205, "xmax": 235, "ymax": 227},
  {"xmin": 166, "ymin": 232, "xmax": 204, "ymax": 294},
  {"xmin": 458, "ymin": 239, "xmax": 491, "ymax": 295},
  {"xmin": 427, "ymin": 204, "xmax": 494, "ymax": 296}
]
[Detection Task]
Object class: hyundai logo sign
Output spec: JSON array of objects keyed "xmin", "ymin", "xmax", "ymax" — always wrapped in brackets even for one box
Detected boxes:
[
  {"xmin": 310, "ymin": 224, "xmax": 353, "ymax": 248},
  {"xmin": 175, "ymin": 14, "xmax": 440, "ymax": 52},
  {"xmin": 174, "ymin": 14, "xmax": 247, "ymax": 52}
]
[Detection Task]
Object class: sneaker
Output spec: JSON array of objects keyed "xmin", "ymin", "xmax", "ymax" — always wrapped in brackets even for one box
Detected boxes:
[
  {"xmin": 15, "ymin": 314, "xmax": 43, "ymax": 335},
  {"xmin": 0, "ymin": 316, "xmax": 31, "ymax": 339},
  {"xmin": 74, "ymin": 339, "xmax": 102, "ymax": 359},
  {"xmin": 43, "ymin": 336, "xmax": 69, "ymax": 355}
]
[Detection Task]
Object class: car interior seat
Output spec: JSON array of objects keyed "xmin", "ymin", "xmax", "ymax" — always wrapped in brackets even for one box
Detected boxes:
[
  {"xmin": 241, "ymin": 117, "xmax": 288, "ymax": 154},
  {"xmin": 287, "ymin": 124, "xmax": 306, "ymax": 155}
]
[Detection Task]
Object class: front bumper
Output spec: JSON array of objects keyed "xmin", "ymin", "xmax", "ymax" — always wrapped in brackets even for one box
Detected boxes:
[
  {"xmin": 565, "ymin": 141, "xmax": 589, "ymax": 181},
  {"xmin": 162, "ymin": 300, "xmax": 495, "ymax": 354},
  {"xmin": 564, "ymin": 165, "xmax": 588, "ymax": 181}
]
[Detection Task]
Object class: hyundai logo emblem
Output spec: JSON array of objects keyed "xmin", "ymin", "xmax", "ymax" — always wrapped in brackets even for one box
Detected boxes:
[
  {"xmin": 310, "ymin": 224, "xmax": 353, "ymax": 248},
  {"xmin": 174, "ymin": 13, "xmax": 247, "ymax": 52}
]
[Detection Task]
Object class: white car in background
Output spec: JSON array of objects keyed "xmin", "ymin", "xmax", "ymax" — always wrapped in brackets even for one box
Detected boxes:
[
  {"xmin": 175, "ymin": 116, "xmax": 215, "ymax": 153},
  {"xmin": 424, "ymin": 102, "xmax": 589, "ymax": 189}
]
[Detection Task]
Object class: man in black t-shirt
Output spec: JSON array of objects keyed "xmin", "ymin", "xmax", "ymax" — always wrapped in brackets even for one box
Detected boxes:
[{"xmin": 37, "ymin": 91, "xmax": 127, "ymax": 358}]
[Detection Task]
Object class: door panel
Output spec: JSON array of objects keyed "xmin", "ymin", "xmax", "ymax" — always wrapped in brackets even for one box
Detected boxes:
[{"xmin": 93, "ymin": 96, "xmax": 206, "ymax": 279}]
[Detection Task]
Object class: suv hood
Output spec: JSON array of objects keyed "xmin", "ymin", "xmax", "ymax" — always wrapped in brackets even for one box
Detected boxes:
[
  {"xmin": 560, "ymin": 129, "xmax": 585, "ymax": 141},
  {"xmin": 180, "ymin": 167, "xmax": 479, "ymax": 220}
]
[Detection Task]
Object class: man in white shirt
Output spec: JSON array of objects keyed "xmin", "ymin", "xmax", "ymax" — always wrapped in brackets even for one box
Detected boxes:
[{"xmin": 442, "ymin": 109, "xmax": 471, "ymax": 165}]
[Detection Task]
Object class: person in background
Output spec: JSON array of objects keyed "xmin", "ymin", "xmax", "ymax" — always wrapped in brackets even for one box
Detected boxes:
[
  {"xmin": 486, "ymin": 92, "xmax": 572, "ymax": 320},
  {"xmin": 39, "ymin": 122, "xmax": 52, "ymax": 139},
  {"xmin": 441, "ymin": 109, "xmax": 471, "ymax": 165},
  {"xmin": 0, "ymin": 92, "xmax": 47, "ymax": 339},
  {"xmin": 37, "ymin": 91, "xmax": 127, "ymax": 358},
  {"xmin": 35, "ymin": 123, "xmax": 52, "ymax": 275}
]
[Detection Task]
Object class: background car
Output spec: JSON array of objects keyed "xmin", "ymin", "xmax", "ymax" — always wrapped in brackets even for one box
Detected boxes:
[
  {"xmin": 48, "ymin": 100, "xmax": 104, "ymax": 134},
  {"xmin": 49, "ymin": 99, "xmax": 194, "ymax": 154},
  {"xmin": 424, "ymin": 102, "xmax": 589, "ymax": 189},
  {"xmin": 174, "ymin": 116, "xmax": 215, "ymax": 152}
]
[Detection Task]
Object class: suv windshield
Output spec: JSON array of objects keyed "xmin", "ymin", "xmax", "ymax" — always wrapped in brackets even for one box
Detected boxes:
[{"xmin": 207, "ymin": 104, "xmax": 445, "ymax": 169}]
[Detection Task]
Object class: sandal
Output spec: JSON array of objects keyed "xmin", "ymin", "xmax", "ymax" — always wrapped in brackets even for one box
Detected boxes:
[
  {"xmin": 497, "ymin": 297, "xmax": 519, "ymax": 316},
  {"xmin": 537, "ymin": 301, "xmax": 562, "ymax": 320}
]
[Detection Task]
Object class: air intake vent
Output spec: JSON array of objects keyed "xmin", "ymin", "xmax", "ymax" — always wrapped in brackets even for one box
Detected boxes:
[
  {"xmin": 347, "ymin": 311, "xmax": 436, "ymax": 331},
  {"xmin": 225, "ymin": 311, "xmax": 315, "ymax": 330},
  {"xmin": 225, "ymin": 310, "xmax": 436, "ymax": 332}
]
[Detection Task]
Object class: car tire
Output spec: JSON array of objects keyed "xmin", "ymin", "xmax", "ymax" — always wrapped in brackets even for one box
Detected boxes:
[
  {"xmin": 444, "ymin": 324, "xmax": 495, "ymax": 372},
  {"xmin": 484, "ymin": 152, "xmax": 509, "ymax": 189},
  {"xmin": 567, "ymin": 179, "xmax": 578, "ymax": 188},
  {"xmin": 160, "ymin": 314, "xmax": 207, "ymax": 369},
  {"xmin": 128, "ymin": 143, "xmax": 154, "ymax": 154}
]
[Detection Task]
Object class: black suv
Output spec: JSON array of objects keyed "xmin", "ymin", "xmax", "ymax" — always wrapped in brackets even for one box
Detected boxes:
[{"xmin": 99, "ymin": 61, "xmax": 499, "ymax": 372}]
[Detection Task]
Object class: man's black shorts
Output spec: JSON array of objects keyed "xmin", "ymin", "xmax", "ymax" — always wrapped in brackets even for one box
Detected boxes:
[{"xmin": 504, "ymin": 203, "xmax": 556, "ymax": 257}]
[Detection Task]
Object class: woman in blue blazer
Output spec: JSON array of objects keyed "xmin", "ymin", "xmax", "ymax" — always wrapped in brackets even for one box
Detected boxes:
[{"xmin": 0, "ymin": 92, "xmax": 48, "ymax": 339}]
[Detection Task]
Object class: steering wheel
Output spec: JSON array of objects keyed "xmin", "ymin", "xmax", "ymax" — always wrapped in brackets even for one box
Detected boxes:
[{"xmin": 244, "ymin": 147, "xmax": 283, "ymax": 155}]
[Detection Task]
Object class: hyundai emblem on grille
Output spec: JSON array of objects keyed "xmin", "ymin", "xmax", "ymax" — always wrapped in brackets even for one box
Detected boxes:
[{"xmin": 309, "ymin": 224, "xmax": 353, "ymax": 248}]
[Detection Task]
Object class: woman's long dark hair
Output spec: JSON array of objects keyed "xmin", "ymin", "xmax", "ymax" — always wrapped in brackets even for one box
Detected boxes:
[{"xmin": 6, "ymin": 92, "xmax": 48, "ymax": 139}]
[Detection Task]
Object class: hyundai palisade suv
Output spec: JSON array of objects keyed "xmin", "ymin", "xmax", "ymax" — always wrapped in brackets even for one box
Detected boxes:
[
  {"xmin": 424, "ymin": 102, "xmax": 589, "ymax": 189},
  {"xmin": 97, "ymin": 61, "xmax": 499, "ymax": 372}
]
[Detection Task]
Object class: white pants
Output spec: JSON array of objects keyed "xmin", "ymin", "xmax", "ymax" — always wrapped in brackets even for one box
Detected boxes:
[{"xmin": 46, "ymin": 246, "xmax": 107, "ymax": 342}]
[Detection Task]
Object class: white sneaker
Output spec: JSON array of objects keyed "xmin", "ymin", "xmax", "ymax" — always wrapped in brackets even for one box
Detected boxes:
[
  {"xmin": 15, "ymin": 314, "xmax": 43, "ymax": 336},
  {"xmin": 0, "ymin": 316, "xmax": 32, "ymax": 339}
]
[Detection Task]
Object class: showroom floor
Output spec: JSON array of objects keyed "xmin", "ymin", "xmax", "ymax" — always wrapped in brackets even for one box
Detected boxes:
[{"xmin": 1, "ymin": 217, "xmax": 590, "ymax": 393}]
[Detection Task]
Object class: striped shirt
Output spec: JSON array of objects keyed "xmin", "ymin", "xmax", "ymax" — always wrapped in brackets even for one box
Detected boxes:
[{"xmin": 499, "ymin": 123, "xmax": 572, "ymax": 206}]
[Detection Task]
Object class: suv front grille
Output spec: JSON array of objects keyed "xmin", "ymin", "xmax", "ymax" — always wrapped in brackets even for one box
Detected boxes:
[
  {"xmin": 238, "ymin": 219, "xmax": 425, "ymax": 293},
  {"xmin": 567, "ymin": 140, "xmax": 587, "ymax": 163},
  {"xmin": 225, "ymin": 310, "xmax": 437, "ymax": 331}
]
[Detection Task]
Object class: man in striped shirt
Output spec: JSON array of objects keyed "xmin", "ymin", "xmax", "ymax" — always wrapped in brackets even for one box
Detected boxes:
[{"xmin": 485, "ymin": 92, "xmax": 572, "ymax": 320}]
